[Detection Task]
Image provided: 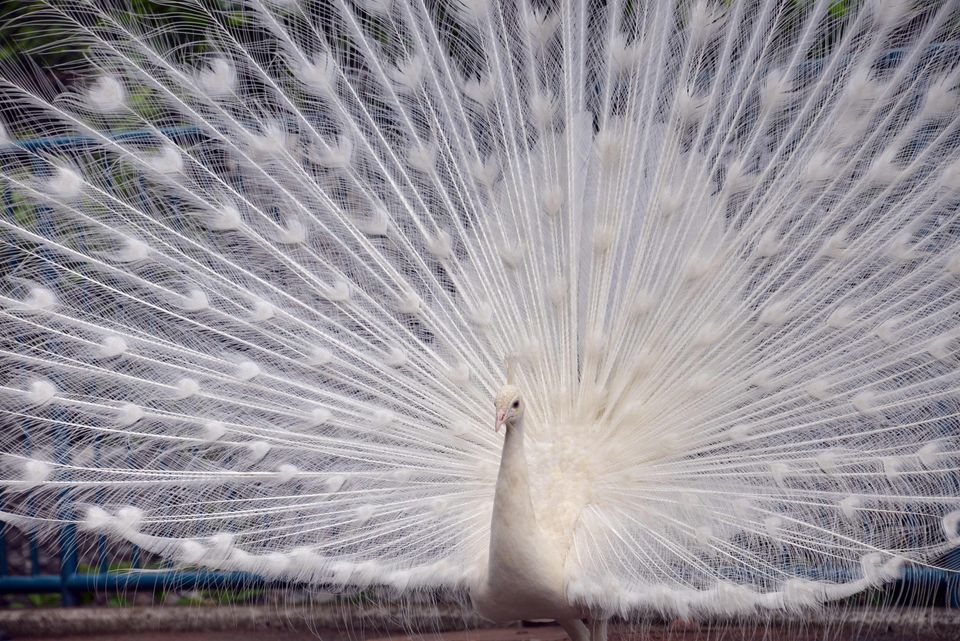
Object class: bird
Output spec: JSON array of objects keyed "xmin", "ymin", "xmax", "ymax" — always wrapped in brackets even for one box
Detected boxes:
[
  {"xmin": 0, "ymin": 0, "xmax": 959, "ymax": 637},
  {"xmin": 474, "ymin": 383, "xmax": 604, "ymax": 641}
]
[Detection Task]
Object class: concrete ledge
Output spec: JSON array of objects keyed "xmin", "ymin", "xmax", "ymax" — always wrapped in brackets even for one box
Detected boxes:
[
  {"xmin": 2, "ymin": 606, "xmax": 959, "ymax": 640},
  {"xmin": 0, "ymin": 604, "xmax": 483, "ymax": 638}
]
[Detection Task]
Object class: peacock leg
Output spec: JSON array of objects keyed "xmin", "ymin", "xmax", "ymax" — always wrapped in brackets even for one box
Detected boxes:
[
  {"xmin": 588, "ymin": 616, "xmax": 609, "ymax": 641},
  {"xmin": 558, "ymin": 619, "xmax": 590, "ymax": 641}
]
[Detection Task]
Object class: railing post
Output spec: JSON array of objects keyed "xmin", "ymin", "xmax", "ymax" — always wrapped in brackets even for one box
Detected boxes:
[
  {"xmin": 58, "ymin": 524, "xmax": 78, "ymax": 606},
  {"xmin": 0, "ymin": 519, "xmax": 6, "ymax": 580},
  {"xmin": 1, "ymin": 185, "xmax": 10, "ymax": 584}
]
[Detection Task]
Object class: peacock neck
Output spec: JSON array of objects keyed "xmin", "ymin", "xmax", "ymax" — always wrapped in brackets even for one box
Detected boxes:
[
  {"xmin": 495, "ymin": 418, "xmax": 537, "ymax": 521},
  {"xmin": 490, "ymin": 416, "xmax": 543, "ymax": 558}
]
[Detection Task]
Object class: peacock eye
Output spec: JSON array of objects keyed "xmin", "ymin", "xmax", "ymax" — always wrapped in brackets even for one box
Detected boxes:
[{"xmin": 511, "ymin": 400, "xmax": 519, "ymax": 408}]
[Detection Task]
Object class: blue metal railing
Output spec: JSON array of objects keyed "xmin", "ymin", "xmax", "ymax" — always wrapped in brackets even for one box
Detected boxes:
[{"xmin": 0, "ymin": 527, "xmax": 955, "ymax": 607}]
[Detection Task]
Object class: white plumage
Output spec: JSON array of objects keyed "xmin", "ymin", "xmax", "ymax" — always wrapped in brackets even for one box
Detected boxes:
[{"xmin": 0, "ymin": 0, "xmax": 959, "ymax": 632}]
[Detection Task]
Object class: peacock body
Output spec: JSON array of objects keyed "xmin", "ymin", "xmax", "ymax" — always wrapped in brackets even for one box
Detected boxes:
[{"xmin": 0, "ymin": 0, "xmax": 959, "ymax": 629}]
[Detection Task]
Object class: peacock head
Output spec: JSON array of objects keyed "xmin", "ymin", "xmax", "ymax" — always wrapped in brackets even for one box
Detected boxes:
[{"xmin": 494, "ymin": 385, "xmax": 523, "ymax": 432}]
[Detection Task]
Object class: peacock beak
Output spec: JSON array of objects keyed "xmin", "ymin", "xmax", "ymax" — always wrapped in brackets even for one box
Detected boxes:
[{"xmin": 495, "ymin": 409, "xmax": 507, "ymax": 432}]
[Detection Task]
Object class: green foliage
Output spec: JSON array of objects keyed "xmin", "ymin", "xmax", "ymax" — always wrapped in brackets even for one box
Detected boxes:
[
  {"xmin": 828, "ymin": 0, "xmax": 855, "ymax": 18},
  {"xmin": 173, "ymin": 588, "xmax": 264, "ymax": 605},
  {"xmin": 210, "ymin": 587, "xmax": 263, "ymax": 604},
  {"xmin": 175, "ymin": 594, "xmax": 207, "ymax": 606},
  {"xmin": 0, "ymin": 1, "xmax": 237, "ymax": 74},
  {"xmin": 8, "ymin": 191, "xmax": 35, "ymax": 227},
  {"xmin": 27, "ymin": 592, "xmax": 61, "ymax": 607}
]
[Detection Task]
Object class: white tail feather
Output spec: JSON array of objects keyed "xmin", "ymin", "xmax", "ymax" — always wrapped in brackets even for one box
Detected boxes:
[{"xmin": 0, "ymin": 0, "xmax": 957, "ymax": 620}]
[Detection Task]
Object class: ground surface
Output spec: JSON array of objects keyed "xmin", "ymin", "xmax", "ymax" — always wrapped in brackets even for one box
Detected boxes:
[
  {"xmin": 3, "ymin": 608, "xmax": 959, "ymax": 640},
  {"xmin": 11, "ymin": 625, "xmax": 960, "ymax": 641}
]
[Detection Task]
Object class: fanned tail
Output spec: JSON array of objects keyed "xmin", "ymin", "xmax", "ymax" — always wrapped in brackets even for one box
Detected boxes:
[{"xmin": 0, "ymin": 0, "xmax": 957, "ymax": 618}]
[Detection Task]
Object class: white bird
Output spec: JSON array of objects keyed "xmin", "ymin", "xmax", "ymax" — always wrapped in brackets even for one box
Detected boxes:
[
  {"xmin": 474, "ymin": 385, "xmax": 605, "ymax": 641},
  {"xmin": 0, "ymin": 0, "xmax": 959, "ymax": 636}
]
